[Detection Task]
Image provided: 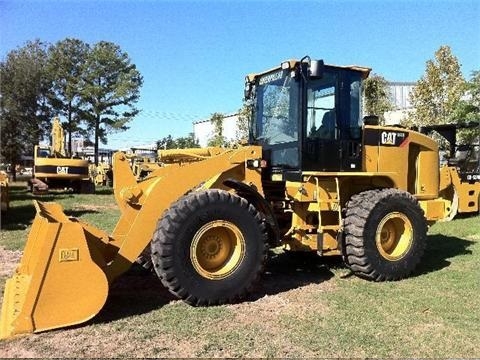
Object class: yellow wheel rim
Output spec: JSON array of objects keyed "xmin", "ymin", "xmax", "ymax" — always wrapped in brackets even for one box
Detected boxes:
[
  {"xmin": 190, "ymin": 220, "xmax": 245, "ymax": 280},
  {"xmin": 375, "ymin": 212, "xmax": 413, "ymax": 261}
]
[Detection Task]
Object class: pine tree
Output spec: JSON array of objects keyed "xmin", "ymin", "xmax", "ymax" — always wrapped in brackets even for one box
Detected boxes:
[
  {"xmin": 80, "ymin": 41, "xmax": 143, "ymax": 164},
  {"xmin": 47, "ymin": 38, "xmax": 90, "ymax": 154}
]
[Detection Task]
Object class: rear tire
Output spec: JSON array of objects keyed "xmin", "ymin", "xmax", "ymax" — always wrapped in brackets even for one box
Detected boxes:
[
  {"xmin": 343, "ymin": 188, "xmax": 427, "ymax": 281},
  {"xmin": 151, "ymin": 189, "xmax": 268, "ymax": 306}
]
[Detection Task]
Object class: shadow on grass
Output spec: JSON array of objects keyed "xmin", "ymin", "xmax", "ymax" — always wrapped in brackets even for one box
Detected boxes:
[
  {"xmin": 7, "ymin": 183, "xmax": 75, "ymax": 203},
  {"xmin": 91, "ymin": 252, "xmax": 338, "ymax": 325},
  {"xmin": 1, "ymin": 200, "xmax": 100, "ymax": 230},
  {"xmin": 413, "ymin": 234, "xmax": 475, "ymax": 277},
  {"xmin": 250, "ymin": 251, "xmax": 337, "ymax": 300},
  {"xmin": 53, "ymin": 233, "xmax": 476, "ymax": 329},
  {"xmin": 2, "ymin": 184, "xmax": 112, "ymax": 230},
  {"xmin": 1, "ymin": 203, "xmax": 37, "ymax": 230},
  {"xmin": 337, "ymin": 234, "xmax": 474, "ymax": 280},
  {"xmin": 93, "ymin": 270, "xmax": 176, "ymax": 324}
]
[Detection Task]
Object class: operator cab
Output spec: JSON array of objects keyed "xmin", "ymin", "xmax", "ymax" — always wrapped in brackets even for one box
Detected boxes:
[
  {"xmin": 246, "ymin": 57, "xmax": 370, "ymax": 180},
  {"xmin": 35, "ymin": 145, "xmax": 52, "ymax": 158}
]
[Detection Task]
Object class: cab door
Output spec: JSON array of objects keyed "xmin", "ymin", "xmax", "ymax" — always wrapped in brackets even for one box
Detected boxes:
[{"xmin": 302, "ymin": 69, "xmax": 363, "ymax": 172}]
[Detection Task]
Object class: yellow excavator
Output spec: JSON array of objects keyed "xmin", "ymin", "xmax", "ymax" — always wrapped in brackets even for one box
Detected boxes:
[
  {"xmin": 30, "ymin": 117, "xmax": 94, "ymax": 194},
  {"xmin": 1, "ymin": 57, "xmax": 478, "ymax": 339}
]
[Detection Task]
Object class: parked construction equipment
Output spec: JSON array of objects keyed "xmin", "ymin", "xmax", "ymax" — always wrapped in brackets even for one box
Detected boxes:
[
  {"xmin": 29, "ymin": 117, "xmax": 94, "ymax": 194},
  {"xmin": 1, "ymin": 57, "xmax": 479, "ymax": 339},
  {"xmin": 0, "ymin": 171, "xmax": 9, "ymax": 214},
  {"xmin": 419, "ymin": 122, "xmax": 480, "ymax": 220},
  {"xmin": 127, "ymin": 148, "xmax": 161, "ymax": 180}
]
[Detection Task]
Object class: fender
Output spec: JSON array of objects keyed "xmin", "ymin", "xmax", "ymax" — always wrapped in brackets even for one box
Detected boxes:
[{"xmin": 224, "ymin": 178, "xmax": 280, "ymax": 246}]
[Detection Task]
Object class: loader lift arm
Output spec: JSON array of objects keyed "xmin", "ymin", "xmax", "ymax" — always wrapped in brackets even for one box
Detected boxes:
[
  {"xmin": 0, "ymin": 146, "xmax": 263, "ymax": 339},
  {"xmin": 106, "ymin": 147, "xmax": 263, "ymax": 280}
]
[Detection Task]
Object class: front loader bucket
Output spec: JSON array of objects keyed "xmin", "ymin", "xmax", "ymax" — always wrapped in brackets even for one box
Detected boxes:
[{"xmin": 0, "ymin": 201, "xmax": 110, "ymax": 339}]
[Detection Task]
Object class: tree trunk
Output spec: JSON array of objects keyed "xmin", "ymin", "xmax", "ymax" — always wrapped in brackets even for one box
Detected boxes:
[
  {"xmin": 94, "ymin": 114, "xmax": 100, "ymax": 166},
  {"xmin": 11, "ymin": 163, "xmax": 17, "ymax": 182},
  {"xmin": 67, "ymin": 101, "xmax": 72, "ymax": 156}
]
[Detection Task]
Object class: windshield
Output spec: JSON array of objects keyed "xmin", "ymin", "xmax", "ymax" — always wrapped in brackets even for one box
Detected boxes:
[
  {"xmin": 36, "ymin": 147, "xmax": 51, "ymax": 158},
  {"xmin": 253, "ymin": 69, "xmax": 299, "ymax": 146}
]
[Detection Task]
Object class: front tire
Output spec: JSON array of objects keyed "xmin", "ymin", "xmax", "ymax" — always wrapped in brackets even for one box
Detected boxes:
[
  {"xmin": 343, "ymin": 188, "xmax": 427, "ymax": 281},
  {"xmin": 151, "ymin": 189, "xmax": 268, "ymax": 306}
]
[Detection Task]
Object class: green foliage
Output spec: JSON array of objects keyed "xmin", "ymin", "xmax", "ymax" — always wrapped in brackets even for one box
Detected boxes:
[
  {"xmin": 47, "ymin": 38, "xmax": 90, "ymax": 154},
  {"xmin": 1, "ymin": 38, "xmax": 144, "ymax": 167},
  {"xmin": 0, "ymin": 40, "xmax": 52, "ymax": 177},
  {"xmin": 156, "ymin": 133, "xmax": 200, "ymax": 149},
  {"xmin": 236, "ymin": 101, "xmax": 251, "ymax": 143},
  {"xmin": 207, "ymin": 112, "xmax": 227, "ymax": 147},
  {"xmin": 362, "ymin": 73, "xmax": 393, "ymax": 124},
  {"xmin": 175, "ymin": 133, "xmax": 200, "ymax": 149},
  {"xmin": 407, "ymin": 45, "xmax": 466, "ymax": 127},
  {"xmin": 81, "ymin": 41, "xmax": 143, "ymax": 164},
  {"xmin": 450, "ymin": 70, "xmax": 480, "ymax": 144}
]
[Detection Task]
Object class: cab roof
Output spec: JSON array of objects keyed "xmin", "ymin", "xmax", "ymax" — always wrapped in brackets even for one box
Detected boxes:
[{"xmin": 247, "ymin": 59, "xmax": 371, "ymax": 82}]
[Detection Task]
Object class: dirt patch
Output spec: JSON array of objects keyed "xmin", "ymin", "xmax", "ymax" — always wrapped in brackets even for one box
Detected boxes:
[
  {"xmin": 0, "ymin": 249, "xmax": 341, "ymax": 358},
  {"xmin": 0, "ymin": 247, "xmax": 21, "ymax": 277},
  {"xmin": 0, "ymin": 345, "xmax": 39, "ymax": 358}
]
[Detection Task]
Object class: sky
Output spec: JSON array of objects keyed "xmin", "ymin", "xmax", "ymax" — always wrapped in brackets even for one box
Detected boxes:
[{"xmin": 1, "ymin": 0, "xmax": 479, "ymax": 150}]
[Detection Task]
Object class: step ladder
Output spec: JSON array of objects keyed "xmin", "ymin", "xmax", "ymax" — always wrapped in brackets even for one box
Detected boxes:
[{"xmin": 315, "ymin": 176, "xmax": 342, "ymax": 255}]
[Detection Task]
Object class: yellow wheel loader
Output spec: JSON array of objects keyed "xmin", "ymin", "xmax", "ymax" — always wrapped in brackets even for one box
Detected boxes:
[{"xmin": 0, "ymin": 57, "xmax": 468, "ymax": 339}]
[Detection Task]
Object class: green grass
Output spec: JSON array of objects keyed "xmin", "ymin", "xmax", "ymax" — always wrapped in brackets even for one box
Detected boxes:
[
  {"xmin": 0, "ymin": 182, "xmax": 479, "ymax": 358},
  {"xmin": 0, "ymin": 182, "xmax": 119, "ymax": 250}
]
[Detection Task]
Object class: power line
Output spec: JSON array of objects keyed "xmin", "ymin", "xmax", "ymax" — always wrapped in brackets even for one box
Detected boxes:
[{"xmin": 136, "ymin": 109, "xmax": 239, "ymax": 122}]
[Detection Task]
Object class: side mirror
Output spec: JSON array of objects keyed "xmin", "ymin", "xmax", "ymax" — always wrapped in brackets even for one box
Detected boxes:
[
  {"xmin": 309, "ymin": 60, "xmax": 324, "ymax": 78},
  {"xmin": 244, "ymin": 80, "xmax": 252, "ymax": 100}
]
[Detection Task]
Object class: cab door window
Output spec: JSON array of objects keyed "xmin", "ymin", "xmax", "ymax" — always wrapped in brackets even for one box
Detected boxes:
[{"xmin": 306, "ymin": 73, "xmax": 337, "ymax": 141}]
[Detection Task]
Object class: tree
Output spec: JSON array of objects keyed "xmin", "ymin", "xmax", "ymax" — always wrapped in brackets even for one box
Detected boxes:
[
  {"xmin": 0, "ymin": 40, "xmax": 51, "ymax": 180},
  {"xmin": 407, "ymin": 45, "xmax": 466, "ymax": 127},
  {"xmin": 47, "ymin": 38, "xmax": 89, "ymax": 154},
  {"xmin": 207, "ymin": 112, "xmax": 227, "ymax": 147},
  {"xmin": 175, "ymin": 133, "xmax": 200, "ymax": 149},
  {"xmin": 80, "ymin": 41, "xmax": 143, "ymax": 165},
  {"xmin": 451, "ymin": 70, "xmax": 480, "ymax": 144},
  {"xmin": 156, "ymin": 133, "xmax": 199, "ymax": 150},
  {"xmin": 236, "ymin": 101, "xmax": 251, "ymax": 143},
  {"xmin": 157, "ymin": 135, "xmax": 175, "ymax": 150},
  {"xmin": 362, "ymin": 73, "xmax": 393, "ymax": 124}
]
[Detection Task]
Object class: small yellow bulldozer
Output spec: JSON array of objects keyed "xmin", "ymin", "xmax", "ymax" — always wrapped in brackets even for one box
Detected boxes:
[{"xmin": 1, "ymin": 57, "xmax": 479, "ymax": 339}]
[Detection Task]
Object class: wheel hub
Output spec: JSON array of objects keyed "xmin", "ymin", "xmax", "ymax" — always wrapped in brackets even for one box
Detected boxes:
[
  {"xmin": 199, "ymin": 236, "xmax": 223, "ymax": 259},
  {"xmin": 376, "ymin": 212, "xmax": 413, "ymax": 261},
  {"xmin": 191, "ymin": 220, "xmax": 245, "ymax": 280}
]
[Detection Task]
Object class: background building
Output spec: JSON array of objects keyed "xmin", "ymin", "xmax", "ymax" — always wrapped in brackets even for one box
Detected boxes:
[
  {"xmin": 384, "ymin": 82, "xmax": 416, "ymax": 125},
  {"xmin": 193, "ymin": 113, "xmax": 241, "ymax": 147}
]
